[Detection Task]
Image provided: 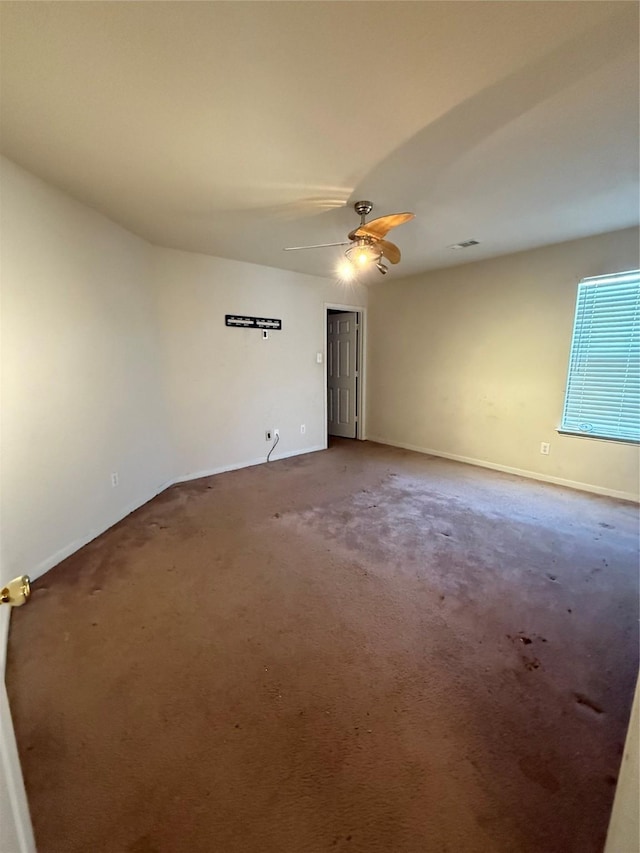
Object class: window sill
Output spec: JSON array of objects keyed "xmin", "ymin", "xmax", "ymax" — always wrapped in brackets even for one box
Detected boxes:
[{"xmin": 556, "ymin": 429, "xmax": 639, "ymax": 446}]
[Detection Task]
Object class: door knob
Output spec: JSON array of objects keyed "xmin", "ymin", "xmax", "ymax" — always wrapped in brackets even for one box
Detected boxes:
[{"xmin": 0, "ymin": 575, "xmax": 31, "ymax": 607}]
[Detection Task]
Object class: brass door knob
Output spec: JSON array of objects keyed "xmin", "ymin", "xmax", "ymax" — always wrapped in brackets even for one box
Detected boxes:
[{"xmin": 1, "ymin": 576, "xmax": 31, "ymax": 607}]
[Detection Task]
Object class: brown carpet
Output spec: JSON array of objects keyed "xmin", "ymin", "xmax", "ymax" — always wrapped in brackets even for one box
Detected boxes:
[{"xmin": 6, "ymin": 440, "xmax": 639, "ymax": 853}]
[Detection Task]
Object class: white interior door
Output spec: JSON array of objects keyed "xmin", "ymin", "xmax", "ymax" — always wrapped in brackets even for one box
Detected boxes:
[
  {"xmin": 327, "ymin": 311, "xmax": 358, "ymax": 438},
  {"xmin": 1, "ymin": 608, "xmax": 36, "ymax": 853}
]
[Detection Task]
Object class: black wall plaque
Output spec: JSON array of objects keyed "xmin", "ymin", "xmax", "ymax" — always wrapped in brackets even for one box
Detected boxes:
[{"xmin": 225, "ymin": 315, "xmax": 282, "ymax": 330}]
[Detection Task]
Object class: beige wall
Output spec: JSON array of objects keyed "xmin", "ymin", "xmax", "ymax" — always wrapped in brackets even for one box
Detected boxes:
[
  {"xmin": 0, "ymin": 157, "xmax": 366, "ymax": 851},
  {"xmin": 1, "ymin": 155, "xmax": 366, "ymax": 586},
  {"xmin": 152, "ymin": 247, "xmax": 367, "ymax": 479},
  {"xmin": 367, "ymin": 227, "xmax": 640, "ymax": 500},
  {"xmin": 2, "ymin": 151, "xmax": 636, "ymax": 590},
  {"xmin": 0, "ymin": 157, "xmax": 173, "ymax": 581}
]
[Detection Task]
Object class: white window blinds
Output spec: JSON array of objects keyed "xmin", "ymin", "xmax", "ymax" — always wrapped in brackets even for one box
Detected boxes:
[{"xmin": 561, "ymin": 270, "xmax": 639, "ymax": 443}]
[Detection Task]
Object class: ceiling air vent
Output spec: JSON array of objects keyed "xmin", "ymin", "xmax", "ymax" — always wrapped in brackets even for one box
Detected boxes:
[{"xmin": 448, "ymin": 239, "xmax": 480, "ymax": 249}]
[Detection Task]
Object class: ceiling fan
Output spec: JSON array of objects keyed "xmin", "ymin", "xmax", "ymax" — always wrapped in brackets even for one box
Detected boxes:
[{"xmin": 283, "ymin": 201, "xmax": 414, "ymax": 276}]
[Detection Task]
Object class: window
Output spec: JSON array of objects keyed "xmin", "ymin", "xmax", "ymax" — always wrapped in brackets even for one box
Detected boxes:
[{"xmin": 561, "ymin": 269, "xmax": 639, "ymax": 443}]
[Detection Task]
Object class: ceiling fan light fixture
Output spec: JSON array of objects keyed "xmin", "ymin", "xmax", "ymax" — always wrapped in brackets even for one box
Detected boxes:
[
  {"xmin": 284, "ymin": 201, "xmax": 413, "ymax": 277},
  {"xmin": 345, "ymin": 238, "xmax": 381, "ymax": 267},
  {"xmin": 337, "ymin": 260, "xmax": 355, "ymax": 281}
]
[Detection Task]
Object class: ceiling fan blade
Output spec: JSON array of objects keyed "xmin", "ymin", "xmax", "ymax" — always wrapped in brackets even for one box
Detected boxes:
[
  {"xmin": 354, "ymin": 212, "xmax": 415, "ymax": 240},
  {"xmin": 379, "ymin": 239, "xmax": 401, "ymax": 264},
  {"xmin": 283, "ymin": 241, "xmax": 350, "ymax": 251}
]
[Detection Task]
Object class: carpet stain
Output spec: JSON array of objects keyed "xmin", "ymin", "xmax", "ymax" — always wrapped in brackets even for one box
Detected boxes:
[
  {"xmin": 518, "ymin": 755, "xmax": 561, "ymax": 793},
  {"xmin": 128, "ymin": 836, "xmax": 159, "ymax": 853},
  {"xmin": 574, "ymin": 693, "xmax": 604, "ymax": 716},
  {"xmin": 5, "ymin": 439, "xmax": 638, "ymax": 853}
]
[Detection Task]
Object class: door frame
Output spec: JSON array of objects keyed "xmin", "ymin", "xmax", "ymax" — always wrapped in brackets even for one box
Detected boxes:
[
  {"xmin": 1, "ymin": 608, "xmax": 36, "ymax": 852},
  {"xmin": 324, "ymin": 302, "xmax": 367, "ymax": 447}
]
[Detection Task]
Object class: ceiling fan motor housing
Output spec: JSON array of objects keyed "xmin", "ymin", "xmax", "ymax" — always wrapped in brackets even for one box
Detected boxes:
[{"xmin": 354, "ymin": 200, "xmax": 373, "ymax": 217}]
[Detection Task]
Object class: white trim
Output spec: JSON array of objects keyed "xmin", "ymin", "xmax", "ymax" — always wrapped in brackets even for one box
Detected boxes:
[
  {"xmin": 324, "ymin": 302, "xmax": 367, "ymax": 446},
  {"xmin": 0, "ymin": 682, "xmax": 36, "ymax": 853},
  {"xmin": 22, "ymin": 446, "xmax": 324, "ymax": 582},
  {"xmin": 171, "ymin": 445, "xmax": 325, "ymax": 485},
  {"xmin": 604, "ymin": 673, "xmax": 639, "ymax": 853},
  {"xmin": 26, "ymin": 479, "xmax": 174, "ymax": 582},
  {"xmin": 1, "ymin": 607, "xmax": 36, "ymax": 853},
  {"xmin": 0, "ymin": 432, "xmax": 634, "ymax": 853},
  {"xmin": 367, "ymin": 436, "xmax": 640, "ymax": 503},
  {"xmin": 557, "ymin": 428, "xmax": 639, "ymax": 447},
  {"xmin": 0, "ymin": 609, "xmax": 8, "ymax": 681},
  {"xmin": 0, "ymin": 441, "xmax": 322, "ymax": 853}
]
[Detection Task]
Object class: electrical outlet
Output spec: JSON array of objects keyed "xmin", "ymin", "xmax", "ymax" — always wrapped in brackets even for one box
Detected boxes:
[
  {"xmin": 300, "ymin": 424, "xmax": 306, "ymax": 434},
  {"xmin": 540, "ymin": 442, "xmax": 550, "ymax": 455},
  {"xmin": 274, "ymin": 428, "xmax": 280, "ymax": 437},
  {"xmin": 265, "ymin": 430, "xmax": 272, "ymax": 442},
  {"xmin": 111, "ymin": 472, "xmax": 119, "ymax": 487}
]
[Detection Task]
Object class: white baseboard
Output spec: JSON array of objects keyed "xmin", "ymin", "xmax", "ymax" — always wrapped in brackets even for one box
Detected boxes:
[
  {"xmin": 22, "ymin": 445, "xmax": 326, "ymax": 584},
  {"xmin": 27, "ymin": 478, "xmax": 175, "ymax": 583},
  {"xmin": 172, "ymin": 445, "xmax": 325, "ymax": 485},
  {"xmin": 367, "ymin": 436, "xmax": 640, "ymax": 503},
  {"xmin": 13, "ymin": 434, "xmax": 638, "ymax": 597}
]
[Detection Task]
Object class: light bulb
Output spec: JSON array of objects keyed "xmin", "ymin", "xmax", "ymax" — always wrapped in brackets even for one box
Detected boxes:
[
  {"xmin": 345, "ymin": 239, "xmax": 380, "ymax": 268},
  {"xmin": 337, "ymin": 260, "xmax": 354, "ymax": 281}
]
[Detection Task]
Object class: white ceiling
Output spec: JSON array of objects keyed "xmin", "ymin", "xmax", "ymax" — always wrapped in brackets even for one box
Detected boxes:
[{"xmin": 1, "ymin": 1, "xmax": 638, "ymax": 280}]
